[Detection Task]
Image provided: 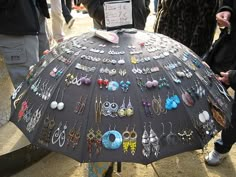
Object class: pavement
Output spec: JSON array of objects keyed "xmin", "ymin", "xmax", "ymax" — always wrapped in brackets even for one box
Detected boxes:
[{"xmin": 0, "ymin": 4, "xmax": 236, "ymax": 177}]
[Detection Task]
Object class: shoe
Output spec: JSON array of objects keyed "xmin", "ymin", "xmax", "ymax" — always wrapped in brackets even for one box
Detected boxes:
[
  {"xmin": 153, "ymin": 12, "xmax": 157, "ymax": 15},
  {"xmin": 57, "ymin": 38, "xmax": 64, "ymax": 43},
  {"xmin": 205, "ymin": 150, "xmax": 228, "ymax": 166},
  {"xmin": 67, "ymin": 18, "xmax": 75, "ymax": 29}
]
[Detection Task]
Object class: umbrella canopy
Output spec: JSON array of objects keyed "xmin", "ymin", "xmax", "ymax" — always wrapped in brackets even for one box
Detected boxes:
[{"xmin": 10, "ymin": 29, "xmax": 232, "ymax": 165}]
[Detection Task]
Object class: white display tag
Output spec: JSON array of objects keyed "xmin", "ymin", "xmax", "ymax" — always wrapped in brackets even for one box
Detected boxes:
[{"xmin": 104, "ymin": 0, "xmax": 132, "ymax": 28}]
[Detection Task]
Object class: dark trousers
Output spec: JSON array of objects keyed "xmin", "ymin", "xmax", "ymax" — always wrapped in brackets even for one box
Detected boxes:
[
  {"xmin": 215, "ymin": 95, "xmax": 236, "ymax": 153},
  {"xmin": 61, "ymin": 0, "xmax": 72, "ymax": 24}
]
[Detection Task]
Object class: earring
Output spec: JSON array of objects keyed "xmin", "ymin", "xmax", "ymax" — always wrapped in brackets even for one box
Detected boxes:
[
  {"xmin": 87, "ymin": 128, "xmax": 95, "ymax": 158},
  {"xmin": 166, "ymin": 122, "xmax": 179, "ymax": 145},
  {"xmin": 95, "ymin": 128, "xmax": 102, "ymax": 155},
  {"xmin": 50, "ymin": 88, "xmax": 60, "ymax": 109},
  {"xmin": 97, "ymin": 76, "xmax": 103, "ymax": 88},
  {"xmin": 118, "ymin": 97, "xmax": 126, "ymax": 117},
  {"xmin": 122, "ymin": 125, "xmax": 130, "ymax": 153},
  {"xmin": 142, "ymin": 123, "xmax": 151, "ymax": 158},
  {"xmin": 149, "ymin": 122, "xmax": 160, "ymax": 158},
  {"xmin": 57, "ymin": 88, "xmax": 65, "ymax": 111},
  {"xmin": 126, "ymin": 97, "xmax": 134, "ymax": 117},
  {"xmin": 130, "ymin": 125, "xmax": 137, "ymax": 155}
]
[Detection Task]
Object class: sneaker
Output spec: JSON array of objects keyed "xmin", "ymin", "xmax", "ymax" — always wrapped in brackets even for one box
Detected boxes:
[
  {"xmin": 67, "ymin": 18, "xmax": 75, "ymax": 29},
  {"xmin": 205, "ymin": 150, "xmax": 228, "ymax": 166},
  {"xmin": 153, "ymin": 12, "xmax": 157, "ymax": 15}
]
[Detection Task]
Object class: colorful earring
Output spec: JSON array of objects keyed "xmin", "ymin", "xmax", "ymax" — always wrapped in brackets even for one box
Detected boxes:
[
  {"xmin": 122, "ymin": 125, "xmax": 130, "ymax": 153},
  {"xmin": 130, "ymin": 125, "xmax": 137, "ymax": 155},
  {"xmin": 126, "ymin": 97, "xmax": 134, "ymax": 117},
  {"xmin": 118, "ymin": 97, "xmax": 127, "ymax": 117}
]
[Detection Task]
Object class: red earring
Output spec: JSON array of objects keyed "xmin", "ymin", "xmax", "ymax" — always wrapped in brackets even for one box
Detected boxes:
[
  {"xmin": 103, "ymin": 78, "xmax": 109, "ymax": 88},
  {"xmin": 97, "ymin": 76, "xmax": 103, "ymax": 88}
]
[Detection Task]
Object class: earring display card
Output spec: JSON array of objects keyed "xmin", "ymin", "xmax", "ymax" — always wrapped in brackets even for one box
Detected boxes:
[{"xmin": 9, "ymin": 30, "xmax": 233, "ymax": 165}]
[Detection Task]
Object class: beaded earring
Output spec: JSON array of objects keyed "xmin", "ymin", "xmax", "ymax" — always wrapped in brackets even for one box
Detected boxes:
[
  {"xmin": 122, "ymin": 125, "xmax": 130, "ymax": 153},
  {"xmin": 129, "ymin": 125, "xmax": 137, "ymax": 155}
]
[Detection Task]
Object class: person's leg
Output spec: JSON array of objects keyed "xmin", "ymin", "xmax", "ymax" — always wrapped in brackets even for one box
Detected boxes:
[
  {"xmin": 205, "ymin": 97, "xmax": 236, "ymax": 165},
  {"xmin": 65, "ymin": 0, "xmax": 72, "ymax": 12},
  {"xmin": 154, "ymin": 0, "xmax": 158, "ymax": 13},
  {"xmin": 0, "ymin": 35, "xmax": 39, "ymax": 88},
  {"xmin": 38, "ymin": 14, "xmax": 50, "ymax": 58},
  {"xmin": 51, "ymin": 0, "xmax": 65, "ymax": 42},
  {"xmin": 61, "ymin": 0, "xmax": 73, "ymax": 24}
]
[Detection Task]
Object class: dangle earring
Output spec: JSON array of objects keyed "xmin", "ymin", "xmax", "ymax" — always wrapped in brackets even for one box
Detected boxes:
[
  {"xmin": 166, "ymin": 122, "xmax": 179, "ymax": 145},
  {"xmin": 97, "ymin": 76, "xmax": 103, "ymax": 88},
  {"xmin": 95, "ymin": 128, "xmax": 103, "ymax": 155},
  {"xmin": 52, "ymin": 122, "xmax": 62, "ymax": 145},
  {"xmin": 126, "ymin": 97, "xmax": 134, "ymax": 117},
  {"xmin": 129, "ymin": 125, "xmax": 137, "ymax": 155},
  {"xmin": 58, "ymin": 122, "xmax": 67, "ymax": 147},
  {"xmin": 142, "ymin": 123, "xmax": 151, "ymax": 158},
  {"xmin": 118, "ymin": 97, "xmax": 127, "ymax": 117},
  {"xmin": 159, "ymin": 123, "xmax": 167, "ymax": 146},
  {"xmin": 149, "ymin": 122, "xmax": 160, "ymax": 158},
  {"xmin": 57, "ymin": 88, "xmax": 65, "ymax": 110},
  {"xmin": 87, "ymin": 128, "xmax": 95, "ymax": 158},
  {"xmin": 18, "ymin": 99, "xmax": 29, "ymax": 121},
  {"xmin": 120, "ymin": 78, "xmax": 131, "ymax": 92},
  {"xmin": 72, "ymin": 126, "xmax": 81, "ymax": 149},
  {"xmin": 122, "ymin": 125, "xmax": 130, "ymax": 153},
  {"xmin": 50, "ymin": 88, "xmax": 60, "ymax": 109}
]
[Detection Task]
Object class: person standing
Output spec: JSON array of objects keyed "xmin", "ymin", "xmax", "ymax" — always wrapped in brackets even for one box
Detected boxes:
[
  {"xmin": 154, "ymin": 0, "xmax": 218, "ymax": 57},
  {"xmin": 204, "ymin": 0, "xmax": 236, "ymax": 166},
  {"xmin": 0, "ymin": 0, "xmax": 49, "ymax": 88},
  {"xmin": 80, "ymin": 0, "xmax": 150, "ymax": 30},
  {"xmin": 153, "ymin": 0, "xmax": 158, "ymax": 15}
]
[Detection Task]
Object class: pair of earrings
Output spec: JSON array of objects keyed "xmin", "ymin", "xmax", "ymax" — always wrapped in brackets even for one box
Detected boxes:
[
  {"xmin": 87, "ymin": 128, "xmax": 103, "ymax": 157},
  {"xmin": 120, "ymin": 80, "xmax": 131, "ymax": 92},
  {"xmin": 142, "ymin": 122, "xmax": 160, "ymax": 158},
  {"xmin": 158, "ymin": 77, "xmax": 170, "ymax": 89},
  {"xmin": 67, "ymin": 121, "xmax": 81, "ymax": 149},
  {"xmin": 165, "ymin": 94, "xmax": 180, "ymax": 110},
  {"xmin": 97, "ymin": 76, "xmax": 109, "ymax": 89},
  {"xmin": 18, "ymin": 99, "xmax": 29, "ymax": 121},
  {"xmin": 52, "ymin": 122, "xmax": 67, "ymax": 147},
  {"xmin": 117, "ymin": 97, "xmax": 134, "ymax": 117},
  {"xmin": 122, "ymin": 125, "xmax": 137, "ymax": 155},
  {"xmin": 50, "ymin": 88, "xmax": 65, "ymax": 111},
  {"xmin": 71, "ymin": 75, "xmax": 91, "ymax": 86},
  {"xmin": 74, "ymin": 96, "xmax": 87, "ymax": 114},
  {"xmin": 142, "ymin": 98, "xmax": 153, "ymax": 117},
  {"xmin": 145, "ymin": 76, "xmax": 158, "ymax": 89},
  {"xmin": 50, "ymin": 66, "xmax": 65, "ymax": 79},
  {"xmin": 101, "ymin": 99, "xmax": 119, "ymax": 117}
]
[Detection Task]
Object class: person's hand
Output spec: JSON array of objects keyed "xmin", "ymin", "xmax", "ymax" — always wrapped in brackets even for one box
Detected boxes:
[
  {"xmin": 216, "ymin": 11, "xmax": 231, "ymax": 28},
  {"xmin": 217, "ymin": 71, "xmax": 230, "ymax": 85}
]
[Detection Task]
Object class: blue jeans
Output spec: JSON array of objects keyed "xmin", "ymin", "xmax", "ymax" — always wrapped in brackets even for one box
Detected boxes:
[{"xmin": 154, "ymin": 0, "xmax": 158, "ymax": 12}]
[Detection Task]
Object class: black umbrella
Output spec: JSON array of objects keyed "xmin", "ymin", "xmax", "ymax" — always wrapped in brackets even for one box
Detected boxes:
[{"xmin": 10, "ymin": 29, "xmax": 232, "ymax": 165}]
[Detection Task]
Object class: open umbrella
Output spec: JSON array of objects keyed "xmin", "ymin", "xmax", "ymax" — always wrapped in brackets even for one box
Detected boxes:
[{"xmin": 10, "ymin": 29, "xmax": 232, "ymax": 165}]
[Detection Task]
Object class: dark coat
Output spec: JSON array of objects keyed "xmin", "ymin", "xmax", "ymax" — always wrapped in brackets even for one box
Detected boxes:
[
  {"xmin": 203, "ymin": 0, "xmax": 236, "ymax": 75},
  {"xmin": 154, "ymin": 0, "xmax": 218, "ymax": 57},
  {"xmin": 0, "ymin": 0, "xmax": 49, "ymax": 35},
  {"xmin": 80, "ymin": 0, "xmax": 150, "ymax": 30}
]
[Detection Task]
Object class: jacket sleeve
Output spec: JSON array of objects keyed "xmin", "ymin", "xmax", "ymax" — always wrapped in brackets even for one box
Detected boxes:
[
  {"xmin": 80, "ymin": 0, "xmax": 104, "ymax": 23},
  {"xmin": 229, "ymin": 70, "xmax": 236, "ymax": 90},
  {"xmin": 0, "ymin": 0, "xmax": 15, "ymax": 8}
]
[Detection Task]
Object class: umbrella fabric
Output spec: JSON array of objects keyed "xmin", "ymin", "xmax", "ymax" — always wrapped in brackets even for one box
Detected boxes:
[{"xmin": 10, "ymin": 30, "xmax": 232, "ymax": 165}]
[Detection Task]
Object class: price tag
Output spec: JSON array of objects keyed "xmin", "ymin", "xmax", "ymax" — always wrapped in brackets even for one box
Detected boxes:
[{"xmin": 104, "ymin": 0, "xmax": 132, "ymax": 28}]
